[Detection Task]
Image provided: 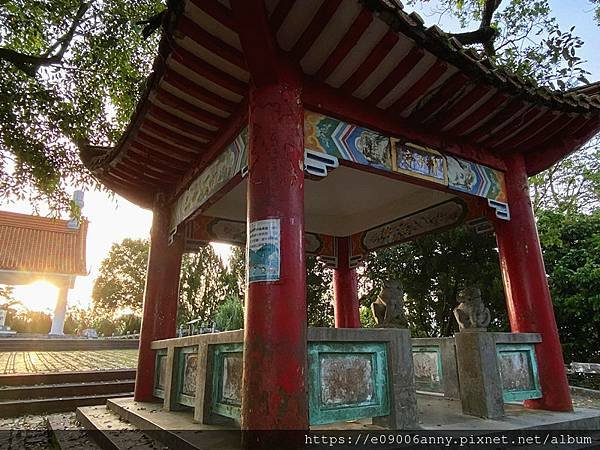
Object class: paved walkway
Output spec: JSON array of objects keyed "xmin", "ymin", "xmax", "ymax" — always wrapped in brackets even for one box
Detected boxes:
[{"xmin": 0, "ymin": 350, "xmax": 138, "ymax": 374}]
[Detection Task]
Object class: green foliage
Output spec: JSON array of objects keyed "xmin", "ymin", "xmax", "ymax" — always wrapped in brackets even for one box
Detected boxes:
[
  {"xmin": 63, "ymin": 306, "xmax": 94, "ymax": 334},
  {"xmin": 115, "ymin": 313, "xmax": 141, "ymax": 334},
  {"xmin": 177, "ymin": 245, "xmax": 237, "ymax": 326},
  {"xmin": 530, "ymin": 139, "xmax": 600, "ymax": 215},
  {"xmin": 214, "ymin": 295, "xmax": 244, "ymax": 331},
  {"xmin": 0, "ymin": 0, "xmax": 163, "ymax": 212},
  {"xmin": 63, "ymin": 307, "xmax": 139, "ymax": 335},
  {"xmin": 92, "ymin": 238, "xmax": 149, "ymax": 314},
  {"xmin": 537, "ymin": 210, "xmax": 600, "ymax": 363},
  {"xmin": 591, "ymin": 0, "xmax": 600, "ymax": 25},
  {"xmin": 406, "ymin": 0, "xmax": 592, "ymax": 87},
  {"xmin": 361, "ymin": 226, "xmax": 507, "ymax": 337},
  {"xmin": 359, "ymin": 305, "xmax": 377, "ymax": 328},
  {"xmin": 306, "ymin": 256, "xmax": 334, "ymax": 327},
  {"xmin": 224, "ymin": 248, "xmax": 335, "ymax": 327},
  {"xmin": 227, "ymin": 246, "xmax": 246, "ymax": 299},
  {"xmin": 493, "ymin": 1, "xmax": 589, "ymax": 87},
  {"xmin": 0, "ymin": 285, "xmax": 19, "ymax": 309},
  {"xmin": 9, "ymin": 310, "xmax": 52, "ymax": 333}
]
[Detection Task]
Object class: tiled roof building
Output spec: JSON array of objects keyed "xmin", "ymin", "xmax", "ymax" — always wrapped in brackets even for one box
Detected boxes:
[
  {"xmin": 0, "ymin": 210, "xmax": 88, "ymax": 336},
  {"xmin": 0, "ymin": 211, "xmax": 88, "ymax": 280}
]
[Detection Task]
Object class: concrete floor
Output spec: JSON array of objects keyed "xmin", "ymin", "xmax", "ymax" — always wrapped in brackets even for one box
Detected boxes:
[
  {"xmin": 105, "ymin": 394, "xmax": 600, "ymax": 432},
  {"xmin": 416, "ymin": 394, "xmax": 600, "ymax": 430}
]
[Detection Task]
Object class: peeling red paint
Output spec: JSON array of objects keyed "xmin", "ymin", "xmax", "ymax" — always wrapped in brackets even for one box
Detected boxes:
[
  {"xmin": 494, "ymin": 153, "xmax": 572, "ymax": 412},
  {"xmin": 135, "ymin": 203, "xmax": 184, "ymax": 401},
  {"xmin": 333, "ymin": 237, "xmax": 361, "ymax": 328},
  {"xmin": 241, "ymin": 68, "xmax": 309, "ymax": 431}
]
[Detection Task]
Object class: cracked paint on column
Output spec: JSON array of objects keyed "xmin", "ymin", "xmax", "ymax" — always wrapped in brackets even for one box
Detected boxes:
[{"xmin": 242, "ymin": 68, "xmax": 308, "ymax": 430}]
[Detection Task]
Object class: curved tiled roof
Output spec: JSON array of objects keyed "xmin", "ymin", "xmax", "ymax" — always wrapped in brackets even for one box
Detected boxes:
[
  {"xmin": 0, "ymin": 211, "xmax": 88, "ymax": 277},
  {"xmin": 82, "ymin": 0, "xmax": 600, "ymax": 207}
]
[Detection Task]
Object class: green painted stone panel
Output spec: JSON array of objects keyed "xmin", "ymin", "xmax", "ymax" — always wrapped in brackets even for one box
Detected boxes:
[
  {"xmin": 211, "ymin": 343, "xmax": 243, "ymax": 419},
  {"xmin": 153, "ymin": 349, "xmax": 167, "ymax": 399},
  {"xmin": 412, "ymin": 346, "xmax": 443, "ymax": 393},
  {"xmin": 176, "ymin": 346, "xmax": 198, "ymax": 407},
  {"xmin": 308, "ymin": 342, "xmax": 389, "ymax": 425},
  {"xmin": 496, "ymin": 344, "xmax": 541, "ymax": 402}
]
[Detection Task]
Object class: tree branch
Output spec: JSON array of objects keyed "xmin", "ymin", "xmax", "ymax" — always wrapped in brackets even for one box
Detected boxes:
[
  {"xmin": 449, "ymin": 0, "xmax": 502, "ymax": 57},
  {"xmin": 450, "ymin": 26, "xmax": 497, "ymax": 46},
  {"xmin": 0, "ymin": 1, "xmax": 91, "ymax": 77},
  {"xmin": 43, "ymin": 1, "xmax": 91, "ymax": 60}
]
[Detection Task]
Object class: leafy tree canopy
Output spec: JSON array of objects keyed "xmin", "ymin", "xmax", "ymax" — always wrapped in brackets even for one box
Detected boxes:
[
  {"xmin": 0, "ymin": 285, "xmax": 17, "ymax": 308},
  {"xmin": 537, "ymin": 210, "xmax": 600, "ymax": 362},
  {"xmin": 214, "ymin": 295, "xmax": 244, "ymax": 331},
  {"xmin": 306, "ymin": 256, "xmax": 334, "ymax": 327},
  {"xmin": 92, "ymin": 238, "xmax": 241, "ymax": 326},
  {"xmin": 0, "ymin": 0, "xmax": 162, "ymax": 213},
  {"xmin": 92, "ymin": 238, "xmax": 149, "ymax": 314},
  {"xmin": 406, "ymin": 0, "xmax": 592, "ymax": 87},
  {"xmin": 530, "ymin": 137, "xmax": 600, "ymax": 215},
  {"xmin": 178, "ymin": 245, "xmax": 237, "ymax": 326}
]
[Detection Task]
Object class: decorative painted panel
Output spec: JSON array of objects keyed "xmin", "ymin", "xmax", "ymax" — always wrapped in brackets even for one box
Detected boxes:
[
  {"xmin": 171, "ymin": 129, "xmax": 248, "ymax": 229},
  {"xmin": 496, "ymin": 344, "xmax": 541, "ymax": 402},
  {"xmin": 211, "ymin": 343, "xmax": 243, "ymax": 420},
  {"xmin": 154, "ymin": 349, "xmax": 168, "ymax": 399},
  {"xmin": 176, "ymin": 346, "xmax": 198, "ymax": 407},
  {"xmin": 392, "ymin": 140, "xmax": 447, "ymax": 185},
  {"xmin": 207, "ymin": 218, "xmax": 246, "ymax": 246},
  {"xmin": 304, "ymin": 111, "xmax": 393, "ymax": 171},
  {"xmin": 186, "ymin": 216, "xmax": 326, "ymax": 255},
  {"xmin": 412, "ymin": 346, "xmax": 443, "ymax": 393},
  {"xmin": 447, "ymin": 155, "xmax": 507, "ymax": 202},
  {"xmin": 361, "ymin": 199, "xmax": 466, "ymax": 251},
  {"xmin": 304, "ymin": 111, "xmax": 509, "ymax": 214},
  {"xmin": 308, "ymin": 342, "xmax": 389, "ymax": 425},
  {"xmin": 320, "ymin": 354, "xmax": 375, "ymax": 406}
]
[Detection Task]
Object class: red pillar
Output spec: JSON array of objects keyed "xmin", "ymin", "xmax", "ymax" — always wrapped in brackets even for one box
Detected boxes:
[
  {"xmin": 241, "ymin": 68, "xmax": 308, "ymax": 430},
  {"xmin": 494, "ymin": 153, "xmax": 572, "ymax": 412},
  {"xmin": 134, "ymin": 201, "xmax": 183, "ymax": 401},
  {"xmin": 333, "ymin": 237, "xmax": 360, "ymax": 328}
]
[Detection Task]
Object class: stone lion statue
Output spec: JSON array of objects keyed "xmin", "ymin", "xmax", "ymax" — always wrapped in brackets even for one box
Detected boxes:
[
  {"xmin": 371, "ymin": 280, "xmax": 408, "ymax": 328},
  {"xmin": 453, "ymin": 286, "xmax": 491, "ymax": 331}
]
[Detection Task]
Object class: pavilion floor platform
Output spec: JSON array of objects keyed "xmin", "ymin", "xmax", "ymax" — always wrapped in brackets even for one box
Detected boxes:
[
  {"xmin": 71, "ymin": 395, "xmax": 600, "ymax": 450},
  {"xmin": 415, "ymin": 394, "xmax": 600, "ymax": 430}
]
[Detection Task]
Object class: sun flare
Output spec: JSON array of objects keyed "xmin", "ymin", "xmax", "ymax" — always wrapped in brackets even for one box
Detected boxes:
[{"xmin": 14, "ymin": 280, "xmax": 59, "ymax": 313}]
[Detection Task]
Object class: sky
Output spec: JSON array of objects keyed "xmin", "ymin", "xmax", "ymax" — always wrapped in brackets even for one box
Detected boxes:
[{"xmin": 1, "ymin": 0, "xmax": 598, "ymax": 314}]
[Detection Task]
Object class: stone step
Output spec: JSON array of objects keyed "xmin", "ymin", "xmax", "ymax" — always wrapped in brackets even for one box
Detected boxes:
[
  {"xmin": 105, "ymin": 397, "xmax": 240, "ymax": 450},
  {"xmin": 75, "ymin": 405, "xmax": 165, "ymax": 450},
  {"xmin": 46, "ymin": 413, "xmax": 103, "ymax": 450},
  {"xmin": 0, "ymin": 369, "xmax": 136, "ymax": 386},
  {"xmin": 0, "ymin": 379, "xmax": 134, "ymax": 400},
  {"xmin": 0, "ymin": 392, "xmax": 133, "ymax": 417}
]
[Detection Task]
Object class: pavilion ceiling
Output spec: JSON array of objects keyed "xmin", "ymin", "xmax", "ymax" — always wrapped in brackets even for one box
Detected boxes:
[{"xmin": 81, "ymin": 0, "xmax": 600, "ymax": 209}]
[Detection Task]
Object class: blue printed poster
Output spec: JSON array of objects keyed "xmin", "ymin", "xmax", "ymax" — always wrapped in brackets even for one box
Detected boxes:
[{"xmin": 248, "ymin": 219, "xmax": 280, "ymax": 283}]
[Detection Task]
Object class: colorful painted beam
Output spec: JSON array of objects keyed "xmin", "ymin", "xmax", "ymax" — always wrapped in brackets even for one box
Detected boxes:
[
  {"xmin": 170, "ymin": 111, "xmax": 510, "ymax": 235},
  {"xmin": 304, "ymin": 111, "xmax": 508, "ymax": 205}
]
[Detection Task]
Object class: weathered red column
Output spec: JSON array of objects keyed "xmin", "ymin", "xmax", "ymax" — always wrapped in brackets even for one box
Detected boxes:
[
  {"xmin": 494, "ymin": 153, "xmax": 572, "ymax": 411},
  {"xmin": 134, "ymin": 199, "xmax": 183, "ymax": 401},
  {"xmin": 241, "ymin": 67, "xmax": 308, "ymax": 431},
  {"xmin": 333, "ymin": 237, "xmax": 360, "ymax": 328}
]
